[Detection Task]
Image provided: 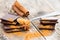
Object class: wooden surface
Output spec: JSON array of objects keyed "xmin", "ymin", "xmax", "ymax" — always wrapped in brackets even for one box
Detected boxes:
[{"xmin": 0, "ymin": 0, "xmax": 60, "ymax": 40}]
